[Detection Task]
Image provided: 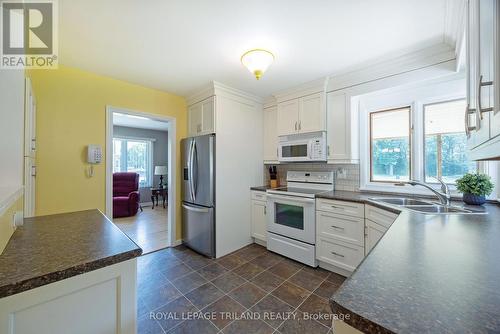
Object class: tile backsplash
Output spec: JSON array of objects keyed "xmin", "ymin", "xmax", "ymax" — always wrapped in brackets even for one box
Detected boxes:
[{"xmin": 264, "ymin": 163, "xmax": 360, "ymax": 192}]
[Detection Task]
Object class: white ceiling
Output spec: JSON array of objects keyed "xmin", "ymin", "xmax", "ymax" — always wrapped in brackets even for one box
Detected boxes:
[
  {"xmin": 113, "ymin": 112, "xmax": 169, "ymax": 131},
  {"xmin": 59, "ymin": 0, "xmax": 448, "ymax": 98}
]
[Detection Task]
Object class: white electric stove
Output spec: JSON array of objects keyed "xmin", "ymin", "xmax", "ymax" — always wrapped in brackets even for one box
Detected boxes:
[{"xmin": 266, "ymin": 171, "xmax": 333, "ymax": 267}]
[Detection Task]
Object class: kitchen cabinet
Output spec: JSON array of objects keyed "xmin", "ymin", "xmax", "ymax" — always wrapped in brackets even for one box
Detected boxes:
[
  {"xmin": 364, "ymin": 220, "xmax": 387, "ymax": 255},
  {"xmin": 277, "ymin": 93, "xmax": 325, "ymax": 136},
  {"xmin": 316, "ymin": 198, "xmax": 365, "ymax": 273},
  {"xmin": 251, "ymin": 191, "xmax": 267, "ymax": 243},
  {"xmin": 263, "ymin": 105, "xmax": 279, "ymax": 162},
  {"xmin": 466, "ymin": 0, "xmax": 500, "ymax": 159},
  {"xmin": 326, "ymin": 92, "xmax": 359, "ymax": 163},
  {"xmin": 0, "ymin": 259, "xmax": 137, "ymax": 334},
  {"xmin": 364, "ymin": 205, "xmax": 398, "ymax": 255},
  {"xmin": 188, "ymin": 96, "xmax": 215, "ymax": 136},
  {"xmin": 277, "ymin": 99, "xmax": 299, "ymax": 136}
]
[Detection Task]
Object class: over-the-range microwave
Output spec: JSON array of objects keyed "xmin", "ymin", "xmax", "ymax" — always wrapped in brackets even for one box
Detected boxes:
[{"xmin": 278, "ymin": 131, "xmax": 327, "ymax": 162}]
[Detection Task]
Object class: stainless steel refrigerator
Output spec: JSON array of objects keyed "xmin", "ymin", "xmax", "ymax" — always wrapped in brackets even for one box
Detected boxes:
[{"xmin": 181, "ymin": 134, "xmax": 216, "ymax": 257}]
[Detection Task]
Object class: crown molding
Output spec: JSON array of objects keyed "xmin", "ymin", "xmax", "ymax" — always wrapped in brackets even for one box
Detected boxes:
[
  {"xmin": 263, "ymin": 96, "xmax": 277, "ymax": 108},
  {"xmin": 187, "ymin": 81, "xmax": 262, "ymax": 106},
  {"xmin": 273, "ymin": 77, "xmax": 329, "ymax": 103},
  {"xmin": 326, "ymin": 43, "xmax": 456, "ymax": 93}
]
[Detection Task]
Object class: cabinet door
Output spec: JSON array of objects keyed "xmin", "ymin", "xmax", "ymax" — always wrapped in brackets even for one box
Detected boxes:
[
  {"xmin": 365, "ymin": 219, "xmax": 387, "ymax": 256},
  {"xmin": 277, "ymin": 99, "xmax": 299, "ymax": 136},
  {"xmin": 468, "ymin": 0, "xmax": 490, "ymax": 147},
  {"xmin": 251, "ymin": 200, "xmax": 267, "ymax": 241},
  {"xmin": 201, "ymin": 96, "xmax": 215, "ymax": 134},
  {"xmin": 298, "ymin": 92, "xmax": 325, "ymax": 133},
  {"xmin": 263, "ymin": 105, "xmax": 278, "ymax": 162},
  {"xmin": 482, "ymin": 0, "xmax": 500, "ymax": 139},
  {"xmin": 326, "ymin": 92, "xmax": 351, "ymax": 161},
  {"xmin": 188, "ymin": 102, "xmax": 202, "ymax": 136}
]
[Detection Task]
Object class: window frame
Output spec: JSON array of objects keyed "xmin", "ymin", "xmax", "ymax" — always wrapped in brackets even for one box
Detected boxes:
[
  {"xmin": 422, "ymin": 98, "xmax": 478, "ymax": 186},
  {"xmin": 359, "ymin": 88, "xmax": 481, "ymax": 196},
  {"xmin": 112, "ymin": 136, "xmax": 154, "ymax": 188},
  {"xmin": 369, "ymin": 105, "xmax": 413, "ymax": 183}
]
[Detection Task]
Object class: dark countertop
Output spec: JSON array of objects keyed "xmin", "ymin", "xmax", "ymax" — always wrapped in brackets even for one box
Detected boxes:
[
  {"xmin": 321, "ymin": 191, "xmax": 500, "ymax": 333},
  {"xmin": 0, "ymin": 209, "xmax": 142, "ymax": 298},
  {"xmin": 250, "ymin": 185, "xmax": 273, "ymax": 192}
]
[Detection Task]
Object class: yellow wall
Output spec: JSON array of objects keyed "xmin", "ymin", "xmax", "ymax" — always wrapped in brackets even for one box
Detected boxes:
[
  {"xmin": 29, "ymin": 66, "xmax": 187, "ymax": 239},
  {"xmin": 0, "ymin": 196, "xmax": 23, "ymax": 254}
]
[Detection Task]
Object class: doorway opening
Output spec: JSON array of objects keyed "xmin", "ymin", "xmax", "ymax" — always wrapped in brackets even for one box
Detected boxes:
[{"xmin": 105, "ymin": 106, "xmax": 177, "ymax": 254}]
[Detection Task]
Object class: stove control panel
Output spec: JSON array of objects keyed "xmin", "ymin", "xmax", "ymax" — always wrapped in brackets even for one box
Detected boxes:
[{"xmin": 286, "ymin": 171, "xmax": 334, "ymax": 184}]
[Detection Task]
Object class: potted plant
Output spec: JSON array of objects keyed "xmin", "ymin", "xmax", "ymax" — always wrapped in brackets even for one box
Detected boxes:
[{"xmin": 456, "ymin": 173, "xmax": 494, "ymax": 205}]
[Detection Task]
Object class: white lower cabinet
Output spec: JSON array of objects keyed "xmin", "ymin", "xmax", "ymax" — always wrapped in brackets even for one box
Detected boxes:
[
  {"xmin": 316, "ymin": 200, "xmax": 399, "ymax": 274},
  {"xmin": 0, "ymin": 259, "xmax": 137, "ymax": 334},
  {"xmin": 316, "ymin": 198, "xmax": 365, "ymax": 273},
  {"xmin": 364, "ymin": 219, "xmax": 387, "ymax": 255},
  {"xmin": 251, "ymin": 191, "xmax": 267, "ymax": 242},
  {"xmin": 316, "ymin": 235, "xmax": 364, "ymax": 272}
]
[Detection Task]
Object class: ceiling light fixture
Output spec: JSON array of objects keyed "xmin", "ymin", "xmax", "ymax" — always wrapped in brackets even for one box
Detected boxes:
[{"xmin": 241, "ymin": 49, "xmax": 274, "ymax": 80}]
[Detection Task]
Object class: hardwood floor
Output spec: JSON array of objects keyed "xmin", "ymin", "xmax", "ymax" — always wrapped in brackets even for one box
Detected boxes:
[{"xmin": 114, "ymin": 205, "xmax": 168, "ymax": 254}]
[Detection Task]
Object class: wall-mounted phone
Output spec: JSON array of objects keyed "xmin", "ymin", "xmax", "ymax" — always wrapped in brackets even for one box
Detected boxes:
[
  {"xmin": 87, "ymin": 144, "xmax": 102, "ymax": 164},
  {"xmin": 87, "ymin": 144, "xmax": 102, "ymax": 177}
]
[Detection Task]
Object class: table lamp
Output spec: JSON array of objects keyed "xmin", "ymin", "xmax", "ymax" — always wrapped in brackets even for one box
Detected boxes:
[{"xmin": 154, "ymin": 165, "xmax": 167, "ymax": 188}]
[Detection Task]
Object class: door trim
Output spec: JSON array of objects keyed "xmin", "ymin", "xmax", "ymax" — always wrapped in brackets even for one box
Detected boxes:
[{"xmin": 105, "ymin": 106, "xmax": 177, "ymax": 248}]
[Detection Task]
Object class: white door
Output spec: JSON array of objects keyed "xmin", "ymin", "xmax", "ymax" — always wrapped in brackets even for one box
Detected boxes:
[
  {"xmin": 263, "ymin": 105, "xmax": 278, "ymax": 162},
  {"xmin": 201, "ymin": 96, "xmax": 215, "ymax": 134},
  {"xmin": 298, "ymin": 93, "xmax": 325, "ymax": 133},
  {"xmin": 277, "ymin": 99, "xmax": 299, "ymax": 136},
  {"xmin": 188, "ymin": 102, "xmax": 202, "ymax": 136},
  {"xmin": 251, "ymin": 200, "xmax": 267, "ymax": 241},
  {"xmin": 365, "ymin": 219, "xmax": 387, "ymax": 255}
]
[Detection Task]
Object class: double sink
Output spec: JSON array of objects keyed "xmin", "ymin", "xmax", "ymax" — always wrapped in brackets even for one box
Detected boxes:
[{"xmin": 370, "ymin": 198, "xmax": 483, "ymax": 214}]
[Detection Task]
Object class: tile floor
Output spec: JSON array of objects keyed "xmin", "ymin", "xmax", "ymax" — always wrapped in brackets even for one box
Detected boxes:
[
  {"xmin": 114, "ymin": 206, "xmax": 168, "ymax": 254},
  {"xmin": 137, "ymin": 243, "xmax": 346, "ymax": 333}
]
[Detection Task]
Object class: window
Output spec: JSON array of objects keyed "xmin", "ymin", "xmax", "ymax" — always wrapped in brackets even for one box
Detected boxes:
[
  {"xmin": 113, "ymin": 138, "xmax": 153, "ymax": 187},
  {"xmin": 370, "ymin": 107, "xmax": 411, "ymax": 182},
  {"xmin": 424, "ymin": 100, "xmax": 477, "ymax": 184}
]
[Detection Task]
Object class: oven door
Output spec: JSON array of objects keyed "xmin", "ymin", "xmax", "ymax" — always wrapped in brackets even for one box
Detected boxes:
[
  {"xmin": 267, "ymin": 193, "xmax": 316, "ymax": 244},
  {"xmin": 278, "ymin": 140, "xmax": 311, "ymax": 162}
]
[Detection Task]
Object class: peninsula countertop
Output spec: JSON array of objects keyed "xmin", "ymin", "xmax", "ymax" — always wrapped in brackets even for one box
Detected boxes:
[
  {"xmin": 318, "ymin": 191, "xmax": 500, "ymax": 333},
  {"xmin": 0, "ymin": 209, "xmax": 142, "ymax": 298}
]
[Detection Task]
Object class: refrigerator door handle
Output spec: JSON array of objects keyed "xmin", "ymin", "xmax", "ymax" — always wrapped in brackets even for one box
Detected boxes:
[
  {"xmin": 193, "ymin": 140, "xmax": 198, "ymax": 199},
  {"xmin": 189, "ymin": 140, "xmax": 196, "ymax": 201},
  {"xmin": 182, "ymin": 203, "xmax": 210, "ymax": 213}
]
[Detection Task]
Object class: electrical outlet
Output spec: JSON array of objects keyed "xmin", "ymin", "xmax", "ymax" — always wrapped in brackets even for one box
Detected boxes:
[{"xmin": 337, "ymin": 168, "xmax": 347, "ymax": 179}]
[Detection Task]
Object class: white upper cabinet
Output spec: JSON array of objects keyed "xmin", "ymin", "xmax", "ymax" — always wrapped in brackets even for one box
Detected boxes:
[
  {"xmin": 188, "ymin": 96, "xmax": 215, "ymax": 136},
  {"xmin": 298, "ymin": 93, "xmax": 325, "ymax": 133},
  {"xmin": 467, "ymin": 0, "xmax": 500, "ymax": 159},
  {"xmin": 277, "ymin": 93, "xmax": 326, "ymax": 136},
  {"xmin": 263, "ymin": 105, "xmax": 279, "ymax": 162},
  {"xmin": 277, "ymin": 99, "xmax": 299, "ymax": 136},
  {"xmin": 326, "ymin": 91, "xmax": 359, "ymax": 163}
]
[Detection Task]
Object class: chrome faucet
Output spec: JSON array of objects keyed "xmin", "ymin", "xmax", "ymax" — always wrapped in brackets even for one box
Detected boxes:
[{"xmin": 407, "ymin": 178, "xmax": 451, "ymax": 206}]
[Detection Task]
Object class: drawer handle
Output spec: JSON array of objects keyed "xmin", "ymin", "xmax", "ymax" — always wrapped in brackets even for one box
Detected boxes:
[
  {"xmin": 330, "ymin": 205, "xmax": 343, "ymax": 209},
  {"xmin": 330, "ymin": 225, "xmax": 344, "ymax": 230},
  {"xmin": 331, "ymin": 251, "xmax": 345, "ymax": 258}
]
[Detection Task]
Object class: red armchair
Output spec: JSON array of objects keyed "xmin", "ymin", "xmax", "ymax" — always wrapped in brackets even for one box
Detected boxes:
[{"xmin": 113, "ymin": 172, "xmax": 141, "ymax": 218}]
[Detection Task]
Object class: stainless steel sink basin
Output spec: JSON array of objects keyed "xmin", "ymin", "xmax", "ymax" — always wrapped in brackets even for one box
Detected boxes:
[
  {"xmin": 404, "ymin": 205, "xmax": 476, "ymax": 214},
  {"xmin": 369, "ymin": 198, "xmax": 487, "ymax": 215},
  {"xmin": 370, "ymin": 198, "xmax": 436, "ymax": 206}
]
